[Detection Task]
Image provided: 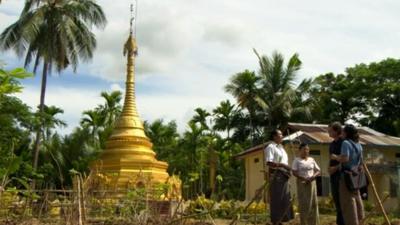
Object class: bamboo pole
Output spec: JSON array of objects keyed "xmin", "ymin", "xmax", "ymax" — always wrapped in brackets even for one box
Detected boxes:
[
  {"xmin": 362, "ymin": 194, "xmax": 390, "ymax": 223},
  {"xmin": 79, "ymin": 174, "xmax": 86, "ymax": 224},
  {"xmin": 76, "ymin": 176, "xmax": 84, "ymax": 225},
  {"xmin": 362, "ymin": 162, "xmax": 391, "ymax": 225}
]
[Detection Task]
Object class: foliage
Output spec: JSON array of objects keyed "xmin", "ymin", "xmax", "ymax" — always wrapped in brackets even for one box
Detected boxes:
[
  {"xmin": 0, "ymin": 0, "xmax": 107, "ymax": 176},
  {"xmin": 310, "ymin": 58, "xmax": 400, "ymax": 136},
  {"xmin": 0, "ymin": 65, "xmax": 32, "ymax": 95},
  {"xmin": 1, "ymin": 46, "xmax": 400, "ymax": 203}
]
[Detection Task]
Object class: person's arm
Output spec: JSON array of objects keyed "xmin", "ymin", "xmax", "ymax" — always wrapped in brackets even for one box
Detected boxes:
[
  {"xmin": 309, "ymin": 158, "xmax": 321, "ymax": 181},
  {"xmin": 330, "ymin": 154, "xmax": 349, "ymax": 163},
  {"xmin": 331, "ymin": 141, "xmax": 350, "ymax": 163},
  {"xmin": 267, "ymin": 161, "xmax": 291, "ymax": 171},
  {"xmin": 292, "ymin": 170, "xmax": 308, "ymax": 182},
  {"xmin": 328, "ymin": 165, "xmax": 340, "ymax": 175}
]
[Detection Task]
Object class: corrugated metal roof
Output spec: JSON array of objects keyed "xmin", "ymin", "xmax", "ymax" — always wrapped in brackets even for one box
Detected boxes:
[
  {"xmin": 236, "ymin": 123, "xmax": 400, "ymax": 158},
  {"xmin": 234, "ymin": 142, "xmax": 270, "ymax": 159},
  {"xmin": 288, "ymin": 122, "xmax": 400, "ymax": 147}
]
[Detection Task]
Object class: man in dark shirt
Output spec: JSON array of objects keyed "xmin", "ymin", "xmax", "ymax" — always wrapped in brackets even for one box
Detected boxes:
[{"xmin": 328, "ymin": 122, "xmax": 345, "ymax": 225}]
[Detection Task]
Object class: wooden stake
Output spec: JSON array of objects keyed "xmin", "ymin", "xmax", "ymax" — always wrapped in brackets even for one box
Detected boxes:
[
  {"xmin": 362, "ymin": 163, "xmax": 391, "ymax": 225},
  {"xmin": 362, "ymin": 194, "xmax": 390, "ymax": 223}
]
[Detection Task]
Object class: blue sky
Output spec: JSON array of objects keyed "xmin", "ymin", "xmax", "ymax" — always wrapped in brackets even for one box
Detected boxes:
[{"xmin": 1, "ymin": 0, "xmax": 400, "ymax": 134}]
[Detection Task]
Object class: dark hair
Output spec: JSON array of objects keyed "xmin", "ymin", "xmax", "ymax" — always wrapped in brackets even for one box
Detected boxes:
[
  {"xmin": 343, "ymin": 124, "xmax": 359, "ymax": 142},
  {"xmin": 270, "ymin": 129, "xmax": 281, "ymax": 141},
  {"xmin": 299, "ymin": 143, "xmax": 308, "ymax": 150},
  {"xmin": 329, "ymin": 121, "xmax": 342, "ymax": 135}
]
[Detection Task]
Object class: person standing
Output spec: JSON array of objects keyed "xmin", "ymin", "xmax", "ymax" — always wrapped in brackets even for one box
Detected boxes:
[
  {"xmin": 264, "ymin": 129, "xmax": 294, "ymax": 225},
  {"xmin": 331, "ymin": 124, "xmax": 365, "ymax": 225},
  {"xmin": 328, "ymin": 122, "xmax": 345, "ymax": 225},
  {"xmin": 292, "ymin": 143, "xmax": 321, "ymax": 225}
]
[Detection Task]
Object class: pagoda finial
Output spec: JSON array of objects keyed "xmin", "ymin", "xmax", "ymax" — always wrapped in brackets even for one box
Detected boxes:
[
  {"xmin": 129, "ymin": 2, "xmax": 134, "ymax": 35},
  {"xmin": 124, "ymin": 1, "xmax": 138, "ymax": 56}
]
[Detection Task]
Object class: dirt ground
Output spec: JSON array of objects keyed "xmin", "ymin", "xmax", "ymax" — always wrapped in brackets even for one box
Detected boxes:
[
  {"xmin": 210, "ymin": 215, "xmax": 400, "ymax": 225},
  {"xmin": 1, "ymin": 215, "xmax": 400, "ymax": 225}
]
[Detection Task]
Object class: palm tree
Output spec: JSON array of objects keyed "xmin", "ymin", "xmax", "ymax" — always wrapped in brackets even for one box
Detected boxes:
[
  {"xmin": 225, "ymin": 70, "xmax": 259, "ymax": 141},
  {"xmin": 190, "ymin": 108, "xmax": 211, "ymax": 131},
  {"xmin": 0, "ymin": 0, "xmax": 107, "ymax": 172},
  {"xmin": 99, "ymin": 91, "xmax": 122, "ymax": 127},
  {"xmin": 212, "ymin": 100, "xmax": 238, "ymax": 139},
  {"xmin": 253, "ymin": 49, "xmax": 311, "ymax": 131},
  {"xmin": 41, "ymin": 105, "xmax": 66, "ymax": 141},
  {"xmin": 80, "ymin": 109, "xmax": 106, "ymax": 147}
]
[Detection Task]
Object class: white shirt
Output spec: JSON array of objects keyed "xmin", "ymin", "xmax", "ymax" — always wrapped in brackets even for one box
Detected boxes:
[
  {"xmin": 264, "ymin": 142, "xmax": 289, "ymax": 165},
  {"xmin": 292, "ymin": 157, "xmax": 320, "ymax": 179}
]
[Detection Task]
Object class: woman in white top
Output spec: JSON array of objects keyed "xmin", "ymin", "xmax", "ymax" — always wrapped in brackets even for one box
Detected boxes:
[
  {"xmin": 265, "ymin": 129, "xmax": 294, "ymax": 225},
  {"xmin": 292, "ymin": 143, "xmax": 321, "ymax": 225}
]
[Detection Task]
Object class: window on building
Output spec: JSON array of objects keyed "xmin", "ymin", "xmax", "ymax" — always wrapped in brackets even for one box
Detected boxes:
[
  {"xmin": 310, "ymin": 150, "xmax": 321, "ymax": 156},
  {"xmin": 254, "ymin": 158, "xmax": 259, "ymax": 163},
  {"xmin": 396, "ymin": 153, "xmax": 400, "ymax": 162}
]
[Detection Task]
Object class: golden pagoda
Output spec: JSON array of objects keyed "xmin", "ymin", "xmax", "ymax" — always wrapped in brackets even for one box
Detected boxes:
[{"xmin": 91, "ymin": 22, "xmax": 175, "ymax": 192}]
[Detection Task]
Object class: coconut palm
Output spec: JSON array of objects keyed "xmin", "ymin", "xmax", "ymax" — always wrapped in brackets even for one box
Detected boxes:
[
  {"xmin": 0, "ymin": 0, "xmax": 107, "ymax": 172},
  {"xmin": 253, "ymin": 49, "xmax": 311, "ymax": 131}
]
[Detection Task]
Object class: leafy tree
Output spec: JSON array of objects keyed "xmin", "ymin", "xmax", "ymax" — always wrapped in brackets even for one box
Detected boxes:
[
  {"xmin": 309, "ymin": 58, "xmax": 400, "ymax": 137},
  {"xmin": 0, "ymin": 64, "xmax": 34, "ymax": 188},
  {"xmin": 144, "ymin": 119, "xmax": 179, "ymax": 165},
  {"xmin": 0, "ymin": 0, "xmax": 107, "ymax": 174},
  {"xmin": 0, "ymin": 65, "xmax": 32, "ymax": 95},
  {"xmin": 348, "ymin": 59, "xmax": 400, "ymax": 136}
]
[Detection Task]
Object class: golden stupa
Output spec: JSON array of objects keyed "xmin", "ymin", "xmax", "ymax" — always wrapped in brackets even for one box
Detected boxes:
[{"xmin": 91, "ymin": 29, "xmax": 175, "ymax": 191}]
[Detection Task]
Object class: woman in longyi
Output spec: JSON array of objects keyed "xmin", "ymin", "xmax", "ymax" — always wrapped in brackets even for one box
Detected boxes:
[{"xmin": 292, "ymin": 143, "xmax": 321, "ymax": 225}]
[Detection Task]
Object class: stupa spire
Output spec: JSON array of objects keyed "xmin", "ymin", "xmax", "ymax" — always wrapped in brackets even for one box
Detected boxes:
[{"xmin": 93, "ymin": 1, "xmax": 172, "ymax": 189}]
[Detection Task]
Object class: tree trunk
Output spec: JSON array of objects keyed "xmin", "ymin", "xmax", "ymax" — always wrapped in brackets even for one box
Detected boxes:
[{"xmin": 32, "ymin": 61, "xmax": 48, "ymax": 177}]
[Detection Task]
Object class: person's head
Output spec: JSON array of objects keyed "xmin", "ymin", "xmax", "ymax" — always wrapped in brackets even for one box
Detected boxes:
[
  {"xmin": 328, "ymin": 122, "xmax": 342, "ymax": 139},
  {"xmin": 343, "ymin": 124, "xmax": 359, "ymax": 142},
  {"xmin": 298, "ymin": 143, "xmax": 310, "ymax": 158},
  {"xmin": 270, "ymin": 129, "xmax": 283, "ymax": 144}
]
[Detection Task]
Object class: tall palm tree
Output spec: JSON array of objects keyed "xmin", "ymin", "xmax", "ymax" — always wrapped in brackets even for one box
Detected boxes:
[
  {"xmin": 0, "ymin": 0, "xmax": 107, "ymax": 172},
  {"xmin": 253, "ymin": 49, "xmax": 311, "ymax": 131}
]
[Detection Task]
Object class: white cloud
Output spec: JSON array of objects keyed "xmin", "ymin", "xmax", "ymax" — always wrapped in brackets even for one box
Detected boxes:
[
  {"xmin": 16, "ymin": 85, "xmax": 104, "ymax": 134},
  {"xmin": 15, "ymin": 84, "xmax": 228, "ymax": 134},
  {"xmin": 110, "ymin": 83, "xmax": 123, "ymax": 92}
]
